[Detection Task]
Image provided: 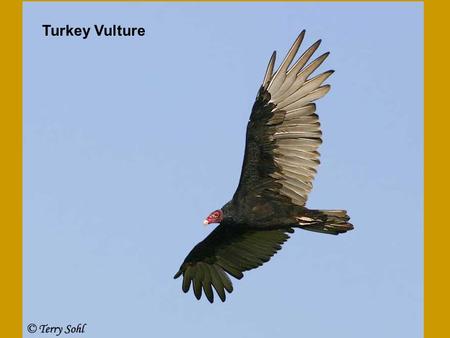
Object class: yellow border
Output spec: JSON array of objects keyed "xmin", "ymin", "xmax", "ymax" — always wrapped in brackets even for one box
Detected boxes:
[
  {"xmin": 424, "ymin": 2, "xmax": 445, "ymax": 337},
  {"xmin": 5, "ymin": 1, "xmax": 430, "ymax": 338},
  {"xmin": 22, "ymin": 0, "xmax": 424, "ymax": 2},
  {"xmin": 1, "ymin": 1, "xmax": 22, "ymax": 338}
]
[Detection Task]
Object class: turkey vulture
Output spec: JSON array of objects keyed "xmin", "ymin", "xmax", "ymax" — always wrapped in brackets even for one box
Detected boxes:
[{"xmin": 174, "ymin": 31, "xmax": 353, "ymax": 303}]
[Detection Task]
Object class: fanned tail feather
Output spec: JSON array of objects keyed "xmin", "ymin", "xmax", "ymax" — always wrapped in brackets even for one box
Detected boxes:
[{"xmin": 297, "ymin": 210, "xmax": 353, "ymax": 235}]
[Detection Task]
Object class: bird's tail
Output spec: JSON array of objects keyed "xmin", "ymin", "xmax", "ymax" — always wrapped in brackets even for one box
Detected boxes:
[{"xmin": 296, "ymin": 210, "xmax": 353, "ymax": 235}]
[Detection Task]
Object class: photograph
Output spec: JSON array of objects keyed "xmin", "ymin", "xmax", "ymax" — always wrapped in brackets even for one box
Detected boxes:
[{"xmin": 22, "ymin": 2, "xmax": 423, "ymax": 338}]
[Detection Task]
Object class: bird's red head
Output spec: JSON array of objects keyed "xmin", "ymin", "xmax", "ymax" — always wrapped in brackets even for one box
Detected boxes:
[{"xmin": 203, "ymin": 209, "xmax": 223, "ymax": 225}]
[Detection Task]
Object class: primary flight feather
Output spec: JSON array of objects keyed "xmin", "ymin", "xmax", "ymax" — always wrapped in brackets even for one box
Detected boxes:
[{"xmin": 174, "ymin": 30, "xmax": 354, "ymax": 303}]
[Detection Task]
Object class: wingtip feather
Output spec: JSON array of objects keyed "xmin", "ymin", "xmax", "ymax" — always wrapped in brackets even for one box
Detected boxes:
[{"xmin": 263, "ymin": 51, "xmax": 277, "ymax": 88}]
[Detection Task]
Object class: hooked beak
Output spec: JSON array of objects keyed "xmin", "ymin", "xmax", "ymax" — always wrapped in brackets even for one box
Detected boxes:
[{"xmin": 203, "ymin": 219, "xmax": 209, "ymax": 225}]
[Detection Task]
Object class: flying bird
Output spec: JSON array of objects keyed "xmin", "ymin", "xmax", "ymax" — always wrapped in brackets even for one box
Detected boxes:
[{"xmin": 174, "ymin": 31, "xmax": 353, "ymax": 303}]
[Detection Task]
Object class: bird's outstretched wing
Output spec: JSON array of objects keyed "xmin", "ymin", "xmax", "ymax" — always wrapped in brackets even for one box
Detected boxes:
[
  {"xmin": 173, "ymin": 224, "xmax": 294, "ymax": 303},
  {"xmin": 234, "ymin": 30, "xmax": 332, "ymax": 207}
]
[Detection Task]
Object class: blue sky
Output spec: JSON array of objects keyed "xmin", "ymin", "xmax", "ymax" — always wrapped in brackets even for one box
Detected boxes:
[{"xmin": 23, "ymin": 2, "xmax": 423, "ymax": 338}]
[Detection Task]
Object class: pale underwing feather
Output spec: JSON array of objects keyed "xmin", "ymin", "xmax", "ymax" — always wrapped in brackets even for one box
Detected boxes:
[
  {"xmin": 267, "ymin": 31, "xmax": 305, "ymax": 93},
  {"xmin": 284, "ymin": 104, "xmax": 317, "ymax": 119},
  {"xmin": 280, "ymin": 85, "xmax": 331, "ymax": 111},
  {"xmin": 278, "ymin": 70, "xmax": 333, "ymax": 107},
  {"xmin": 272, "ymin": 40, "xmax": 322, "ymax": 101},
  {"xmin": 262, "ymin": 51, "xmax": 276, "ymax": 89}
]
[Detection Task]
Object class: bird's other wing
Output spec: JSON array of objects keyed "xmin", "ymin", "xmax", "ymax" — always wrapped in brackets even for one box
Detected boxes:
[
  {"xmin": 233, "ymin": 30, "xmax": 332, "ymax": 207},
  {"xmin": 173, "ymin": 224, "xmax": 294, "ymax": 303}
]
